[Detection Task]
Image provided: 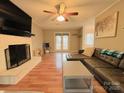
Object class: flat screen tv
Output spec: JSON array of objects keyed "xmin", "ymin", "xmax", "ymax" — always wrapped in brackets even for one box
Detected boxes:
[
  {"xmin": 43, "ymin": 43, "xmax": 50, "ymax": 48},
  {"xmin": 0, "ymin": 1, "xmax": 32, "ymax": 37}
]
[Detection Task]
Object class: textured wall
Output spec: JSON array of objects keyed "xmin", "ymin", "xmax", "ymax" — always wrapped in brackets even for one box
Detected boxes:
[{"xmin": 32, "ymin": 21, "xmax": 44, "ymax": 55}]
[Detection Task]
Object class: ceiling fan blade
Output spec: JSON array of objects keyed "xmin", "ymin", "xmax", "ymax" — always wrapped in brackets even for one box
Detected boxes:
[
  {"xmin": 64, "ymin": 12, "xmax": 79, "ymax": 16},
  {"xmin": 55, "ymin": 4, "xmax": 60, "ymax": 13},
  {"xmin": 64, "ymin": 17, "xmax": 69, "ymax": 22},
  {"xmin": 43, "ymin": 10, "xmax": 56, "ymax": 14}
]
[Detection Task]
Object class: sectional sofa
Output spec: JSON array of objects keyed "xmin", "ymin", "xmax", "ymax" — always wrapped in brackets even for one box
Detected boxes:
[{"xmin": 67, "ymin": 48, "xmax": 124, "ymax": 93}]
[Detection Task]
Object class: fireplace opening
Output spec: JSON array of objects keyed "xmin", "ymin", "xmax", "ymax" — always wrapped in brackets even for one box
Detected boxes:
[{"xmin": 5, "ymin": 44, "xmax": 31, "ymax": 70}]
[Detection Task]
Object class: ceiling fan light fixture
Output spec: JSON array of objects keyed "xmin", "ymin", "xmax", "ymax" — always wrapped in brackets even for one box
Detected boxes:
[{"xmin": 56, "ymin": 15, "xmax": 65, "ymax": 22}]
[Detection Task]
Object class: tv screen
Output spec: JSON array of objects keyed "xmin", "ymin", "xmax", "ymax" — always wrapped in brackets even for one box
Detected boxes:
[
  {"xmin": 16, "ymin": 45, "xmax": 27, "ymax": 63},
  {"xmin": 43, "ymin": 43, "xmax": 49, "ymax": 48},
  {"xmin": 0, "ymin": 1, "xmax": 32, "ymax": 37}
]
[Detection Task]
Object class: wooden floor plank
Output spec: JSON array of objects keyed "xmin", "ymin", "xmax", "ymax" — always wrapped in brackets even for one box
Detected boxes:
[{"xmin": 0, "ymin": 53, "xmax": 107, "ymax": 93}]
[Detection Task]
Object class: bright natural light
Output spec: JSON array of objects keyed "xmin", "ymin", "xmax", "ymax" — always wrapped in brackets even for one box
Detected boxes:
[
  {"xmin": 55, "ymin": 33, "xmax": 69, "ymax": 51},
  {"xmin": 56, "ymin": 35, "xmax": 62, "ymax": 50},
  {"xmin": 85, "ymin": 33, "xmax": 94, "ymax": 46},
  {"xmin": 63, "ymin": 35, "xmax": 69, "ymax": 50}
]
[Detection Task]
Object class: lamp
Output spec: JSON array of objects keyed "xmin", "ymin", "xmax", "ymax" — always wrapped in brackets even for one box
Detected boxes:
[{"xmin": 56, "ymin": 15, "xmax": 65, "ymax": 22}]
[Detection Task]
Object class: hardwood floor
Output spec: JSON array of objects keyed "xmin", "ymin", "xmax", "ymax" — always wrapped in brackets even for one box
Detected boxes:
[{"xmin": 0, "ymin": 53, "xmax": 107, "ymax": 93}]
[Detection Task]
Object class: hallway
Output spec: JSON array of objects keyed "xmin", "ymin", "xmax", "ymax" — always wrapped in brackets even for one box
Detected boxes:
[{"xmin": 0, "ymin": 53, "xmax": 107, "ymax": 93}]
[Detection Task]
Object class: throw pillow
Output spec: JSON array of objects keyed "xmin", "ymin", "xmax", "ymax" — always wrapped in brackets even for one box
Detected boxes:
[
  {"xmin": 112, "ymin": 51, "xmax": 124, "ymax": 59},
  {"xmin": 83, "ymin": 47, "xmax": 95, "ymax": 57},
  {"xmin": 106, "ymin": 50, "xmax": 115, "ymax": 56},
  {"xmin": 100, "ymin": 49, "xmax": 108, "ymax": 55}
]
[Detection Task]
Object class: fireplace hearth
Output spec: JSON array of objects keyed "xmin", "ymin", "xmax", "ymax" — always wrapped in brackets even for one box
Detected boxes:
[{"xmin": 5, "ymin": 44, "xmax": 31, "ymax": 70}]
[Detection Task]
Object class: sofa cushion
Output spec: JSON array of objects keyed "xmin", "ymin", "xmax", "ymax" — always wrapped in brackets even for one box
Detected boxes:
[
  {"xmin": 93, "ymin": 48, "xmax": 102, "ymax": 58},
  {"xmin": 66, "ymin": 54, "xmax": 89, "ymax": 61},
  {"xmin": 84, "ymin": 57, "xmax": 114, "ymax": 68},
  {"xmin": 120, "ymin": 84, "xmax": 124, "ymax": 93},
  {"xmin": 112, "ymin": 51, "xmax": 124, "ymax": 59},
  {"xmin": 95, "ymin": 68, "xmax": 124, "ymax": 85},
  {"xmin": 119, "ymin": 58, "xmax": 124, "ymax": 70},
  {"xmin": 83, "ymin": 47, "xmax": 95, "ymax": 57},
  {"xmin": 94, "ymin": 68, "xmax": 124, "ymax": 93},
  {"xmin": 106, "ymin": 50, "xmax": 116, "ymax": 56},
  {"xmin": 100, "ymin": 49, "xmax": 109, "ymax": 55},
  {"xmin": 99, "ymin": 54, "xmax": 121, "ymax": 67}
]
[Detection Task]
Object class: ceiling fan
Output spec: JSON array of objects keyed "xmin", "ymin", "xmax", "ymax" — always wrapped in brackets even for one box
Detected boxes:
[{"xmin": 43, "ymin": 2, "xmax": 79, "ymax": 22}]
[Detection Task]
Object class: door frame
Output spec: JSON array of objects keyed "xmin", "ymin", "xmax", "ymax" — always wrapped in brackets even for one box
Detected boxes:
[{"xmin": 54, "ymin": 32, "xmax": 70, "ymax": 52}]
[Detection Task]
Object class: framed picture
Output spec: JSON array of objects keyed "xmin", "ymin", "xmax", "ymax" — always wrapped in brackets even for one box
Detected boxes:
[{"xmin": 95, "ymin": 12, "xmax": 119, "ymax": 38}]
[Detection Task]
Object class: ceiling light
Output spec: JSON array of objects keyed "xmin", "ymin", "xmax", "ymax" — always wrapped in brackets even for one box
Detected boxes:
[{"xmin": 56, "ymin": 15, "xmax": 65, "ymax": 22}]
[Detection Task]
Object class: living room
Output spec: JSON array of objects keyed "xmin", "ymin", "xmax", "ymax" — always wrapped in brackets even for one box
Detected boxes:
[{"xmin": 0, "ymin": 0, "xmax": 124, "ymax": 93}]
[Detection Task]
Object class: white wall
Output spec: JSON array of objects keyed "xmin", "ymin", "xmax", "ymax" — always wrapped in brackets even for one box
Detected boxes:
[{"xmin": 32, "ymin": 21, "xmax": 44, "ymax": 55}]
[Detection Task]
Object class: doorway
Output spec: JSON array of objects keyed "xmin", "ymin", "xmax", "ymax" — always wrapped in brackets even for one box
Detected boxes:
[{"xmin": 55, "ymin": 32, "xmax": 69, "ymax": 52}]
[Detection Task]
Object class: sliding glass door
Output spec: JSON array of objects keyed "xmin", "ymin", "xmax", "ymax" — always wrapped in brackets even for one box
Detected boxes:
[
  {"xmin": 55, "ymin": 33, "xmax": 62, "ymax": 50},
  {"xmin": 55, "ymin": 32, "xmax": 69, "ymax": 51}
]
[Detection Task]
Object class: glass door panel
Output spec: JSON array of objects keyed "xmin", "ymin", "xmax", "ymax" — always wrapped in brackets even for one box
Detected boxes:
[
  {"xmin": 63, "ymin": 34, "xmax": 69, "ymax": 50},
  {"xmin": 55, "ymin": 32, "xmax": 69, "ymax": 51},
  {"xmin": 55, "ymin": 35, "xmax": 62, "ymax": 50}
]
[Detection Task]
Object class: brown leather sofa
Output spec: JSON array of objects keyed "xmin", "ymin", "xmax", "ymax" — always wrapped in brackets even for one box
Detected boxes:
[{"xmin": 81, "ymin": 48, "xmax": 124, "ymax": 93}]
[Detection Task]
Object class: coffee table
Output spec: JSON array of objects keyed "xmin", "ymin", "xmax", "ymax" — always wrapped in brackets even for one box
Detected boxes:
[{"xmin": 63, "ymin": 61, "xmax": 93, "ymax": 93}]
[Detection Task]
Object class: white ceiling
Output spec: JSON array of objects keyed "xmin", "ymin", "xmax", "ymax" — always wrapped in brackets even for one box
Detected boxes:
[{"xmin": 11, "ymin": 0, "xmax": 118, "ymax": 30}]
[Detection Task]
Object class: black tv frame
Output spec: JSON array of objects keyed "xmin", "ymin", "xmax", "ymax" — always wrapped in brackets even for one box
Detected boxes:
[{"xmin": 0, "ymin": 1, "xmax": 32, "ymax": 37}]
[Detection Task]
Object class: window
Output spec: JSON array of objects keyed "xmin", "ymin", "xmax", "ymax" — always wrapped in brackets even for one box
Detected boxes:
[{"xmin": 85, "ymin": 33, "xmax": 94, "ymax": 46}]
